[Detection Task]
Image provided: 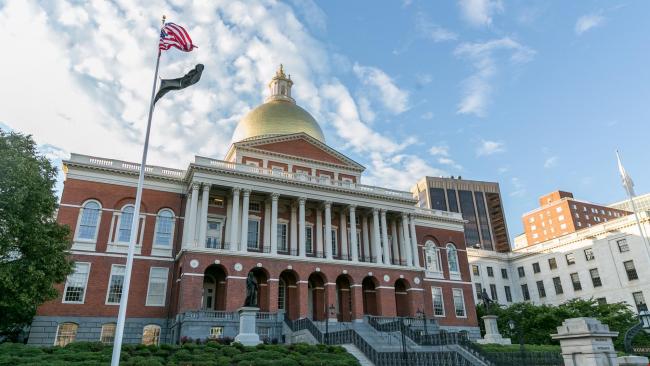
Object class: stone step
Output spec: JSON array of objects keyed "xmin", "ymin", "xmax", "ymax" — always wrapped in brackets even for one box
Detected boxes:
[{"xmin": 342, "ymin": 344, "xmax": 375, "ymax": 366}]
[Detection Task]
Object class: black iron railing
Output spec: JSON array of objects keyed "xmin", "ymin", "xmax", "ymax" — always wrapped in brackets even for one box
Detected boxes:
[
  {"xmin": 359, "ymin": 256, "xmax": 375, "ymax": 263},
  {"xmin": 248, "ymin": 245, "xmax": 271, "ymax": 253},
  {"xmin": 277, "ymin": 248, "xmax": 298, "ymax": 256}
]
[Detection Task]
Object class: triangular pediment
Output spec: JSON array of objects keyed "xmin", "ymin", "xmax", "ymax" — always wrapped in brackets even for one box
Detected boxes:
[{"xmin": 227, "ymin": 133, "xmax": 365, "ymax": 171}]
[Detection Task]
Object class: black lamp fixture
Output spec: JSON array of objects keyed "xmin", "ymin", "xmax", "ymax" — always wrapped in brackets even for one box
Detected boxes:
[
  {"xmin": 508, "ymin": 319, "xmax": 516, "ymax": 331},
  {"xmin": 640, "ymin": 310, "xmax": 650, "ymax": 329}
]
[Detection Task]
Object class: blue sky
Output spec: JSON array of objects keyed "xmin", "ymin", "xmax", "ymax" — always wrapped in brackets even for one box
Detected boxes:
[{"xmin": 1, "ymin": 0, "xmax": 649, "ymax": 240}]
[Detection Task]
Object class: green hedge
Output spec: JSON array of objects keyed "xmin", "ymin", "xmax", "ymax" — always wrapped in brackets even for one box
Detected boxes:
[{"xmin": 0, "ymin": 342, "xmax": 360, "ymax": 366}]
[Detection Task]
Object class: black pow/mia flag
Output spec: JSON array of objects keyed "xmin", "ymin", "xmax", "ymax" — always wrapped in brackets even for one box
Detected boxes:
[{"xmin": 154, "ymin": 64, "xmax": 204, "ymax": 104}]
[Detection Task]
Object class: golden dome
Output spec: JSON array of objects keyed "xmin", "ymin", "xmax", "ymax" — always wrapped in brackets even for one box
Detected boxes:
[{"xmin": 232, "ymin": 65, "xmax": 326, "ymax": 143}]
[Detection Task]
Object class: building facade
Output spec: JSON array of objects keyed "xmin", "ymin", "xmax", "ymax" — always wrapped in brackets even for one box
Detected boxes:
[
  {"xmin": 411, "ymin": 177, "xmax": 511, "ymax": 253},
  {"xmin": 521, "ymin": 190, "xmax": 630, "ymax": 246},
  {"xmin": 29, "ymin": 67, "xmax": 479, "ymax": 346}
]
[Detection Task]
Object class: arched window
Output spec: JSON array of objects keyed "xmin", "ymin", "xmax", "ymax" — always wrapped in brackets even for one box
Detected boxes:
[
  {"xmin": 100, "ymin": 323, "xmax": 116, "ymax": 344},
  {"xmin": 278, "ymin": 278, "xmax": 286, "ymax": 310},
  {"xmin": 446, "ymin": 243, "xmax": 459, "ymax": 273},
  {"xmin": 142, "ymin": 324, "xmax": 161, "ymax": 345},
  {"xmin": 117, "ymin": 205, "xmax": 135, "ymax": 243},
  {"xmin": 153, "ymin": 209, "xmax": 175, "ymax": 247},
  {"xmin": 76, "ymin": 200, "xmax": 101, "ymax": 241},
  {"xmin": 425, "ymin": 240, "xmax": 442, "ymax": 273},
  {"xmin": 54, "ymin": 322, "xmax": 78, "ymax": 346}
]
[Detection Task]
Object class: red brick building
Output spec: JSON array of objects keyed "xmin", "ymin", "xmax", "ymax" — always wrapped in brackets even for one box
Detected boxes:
[
  {"xmin": 522, "ymin": 190, "xmax": 630, "ymax": 245},
  {"xmin": 29, "ymin": 67, "xmax": 478, "ymax": 346}
]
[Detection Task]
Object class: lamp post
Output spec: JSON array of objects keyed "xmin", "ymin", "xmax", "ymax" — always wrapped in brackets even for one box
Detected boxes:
[
  {"xmin": 400, "ymin": 318, "xmax": 408, "ymax": 365},
  {"xmin": 324, "ymin": 304, "xmax": 335, "ymax": 344},
  {"xmin": 416, "ymin": 308, "xmax": 428, "ymax": 337},
  {"xmin": 624, "ymin": 310, "xmax": 650, "ymax": 354},
  {"xmin": 508, "ymin": 320, "xmax": 525, "ymax": 358}
]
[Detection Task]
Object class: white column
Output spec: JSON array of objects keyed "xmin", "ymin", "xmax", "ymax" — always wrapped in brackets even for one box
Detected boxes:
[
  {"xmin": 349, "ymin": 206, "xmax": 358, "ymax": 262},
  {"xmin": 239, "ymin": 189, "xmax": 251, "ymax": 252},
  {"xmin": 181, "ymin": 190, "xmax": 192, "ymax": 247},
  {"xmin": 401, "ymin": 213, "xmax": 413, "ymax": 267},
  {"xmin": 409, "ymin": 214, "xmax": 420, "ymax": 267},
  {"xmin": 390, "ymin": 219, "xmax": 399, "ymax": 264},
  {"xmin": 380, "ymin": 209, "xmax": 391, "ymax": 265},
  {"xmin": 316, "ymin": 207, "xmax": 323, "ymax": 256},
  {"xmin": 225, "ymin": 194, "xmax": 232, "ymax": 245},
  {"xmin": 229, "ymin": 188, "xmax": 240, "ymax": 249},
  {"xmin": 186, "ymin": 183, "xmax": 199, "ymax": 246},
  {"xmin": 290, "ymin": 202, "xmax": 298, "ymax": 255},
  {"xmin": 198, "ymin": 184, "xmax": 210, "ymax": 248},
  {"xmin": 361, "ymin": 214, "xmax": 370, "ymax": 261},
  {"xmin": 270, "ymin": 193, "xmax": 279, "ymax": 254},
  {"xmin": 298, "ymin": 197, "xmax": 306, "ymax": 257},
  {"xmin": 263, "ymin": 199, "xmax": 271, "ymax": 249},
  {"xmin": 324, "ymin": 201, "xmax": 333, "ymax": 260},
  {"xmin": 372, "ymin": 208, "xmax": 381, "ymax": 264},
  {"xmin": 340, "ymin": 209, "xmax": 348, "ymax": 260}
]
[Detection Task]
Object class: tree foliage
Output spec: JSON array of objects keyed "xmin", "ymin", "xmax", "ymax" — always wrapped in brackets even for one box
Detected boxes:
[
  {"xmin": 0, "ymin": 130, "xmax": 72, "ymax": 337},
  {"xmin": 476, "ymin": 298, "xmax": 650, "ymax": 350}
]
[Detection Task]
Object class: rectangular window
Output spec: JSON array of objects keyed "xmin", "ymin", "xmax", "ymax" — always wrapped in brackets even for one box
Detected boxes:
[
  {"xmin": 521, "ymin": 284, "xmax": 530, "ymax": 301},
  {"xmin": 209, "ymin": 326, "xmax": 224, "ymax": 339},
  {"xmin": 459, "ymin": 190, "xmax": 480, "ymax": 247},
  {"xmin": 504, "ymin": 286, "xmax": 512, "ymax": 302},
  {"xmin": 431, "ymin": 287, "xmax": 445, "ymax": 316},
  {"xmin": 536, "ymin": 280, "xmax": 546, "ymax": 298},
  {"xmin": 597, "ymin": 297, "xmax": 607, "ymax": 305},
  {"xmin": 446, "ymin": 189, "xmax": 459, "ymax": 212},
  {"xmin": 206, "ymin": 220, "xmax": 223, "ymax": 249},
  {"xmin": 55, "ymin": 323, "xmax": 78, "ymax": 347},
  {"xmin": 305, "ymin": 226, "xmax": 313, "ymax": 253},
  {"xmin": 633, "ymin": 292, "xmax": 648, "ymax": 312},
  {"xmin": 487, "ymin": 266, "xmax": 494, "ymax": 277},
  {"xmin": 331, "ymin": 229, "xmax": 338, "ymax": 256},
  {"xmin": 146, "ymin": 267, "xmax": 169, "ymax": 306},
  {"xmin": 247, "ymin": 220, "xmax": 260, "ymax": 249},
  {"xmin": 472, "ymin": 265, "xmax": 480, "ymax": 276},
  {"xmin": 617, "ymin": 239, "xmax": 630, "ymax": 253},
  {"xmin": 501, "ymin": 268, "xmax": 508, "ymax": 279},
  {"xmin": 490, "ymin": 284, "xmax": 498, "ymax": 301},
  {"xmin": 474, "ymin": 191, "xmax": 493, "ymax": 250},
  {"xmin": 570, "ymin": 273, "xmax": 582, "ymax": 291},
  {"xmin": 153, "ymin": 212, "xmax": 174, "ymax": 247},
  {"xmin": 548, "ymin": 258, "xmax": 557, "ymax": 270},
  {"xmin": 532, "ymin": 262, "xmax": 541, "ymax": 274},
  {"xmin": 430, "ymin": 188, "xmax": 447, "ymax": 211},
  {"xmin": 277, "ymin": 223, "xmax": 288, "ymax": 252},
  {"xmin": 474, "ymin": 283, "xmax": 483, "ymax": 299},
  {"xmin": 249, "ymin": 202, "xmax": 261, "ymax": 213},
  {"xmin": 584, "ymin": 248, "xmax": 595, "ymax": 261},
  {"xmin": 530, "ymin": 224, "xmax": 537, "ymax": 230},
  {"xmin": 553, "ymin": 277, "xmax": 563, "ymax": 295},
  {"xmin": 452, "ymin": 288, "xmax": 466, "ymax": 317},
  {"xmin": 517, "ymin": 266, "xmax": 525, "ymax": 278},
  {"xmin": 590, "ymin": 268, "xmax": 602, "ymax": 287},
  {"xmin": 566, "ymin": 253, "xmax": 576, "ymax": 265},
  {"xmin": 624, "ymin": 260, "xmax": 639, "ymax": 280},
  {"xmin": 106, "ymin": 265, "xmax": 126, "ymax": 304},
  {"xmin": 100, "ymin": 323, "xmax": 116, "ymax": 344},
  {"xmin": 63, "ymin": 262, "xmax": 91, "ymax": 304},
  {"xmin": 558, "ymin": 215, "xmax": 565, "ymax": 221}
]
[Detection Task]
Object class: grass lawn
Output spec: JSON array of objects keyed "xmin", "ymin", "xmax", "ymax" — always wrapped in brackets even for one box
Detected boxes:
[{"xmin": 0, "ymin": 342, "xmax": 360, "ymax": 366}]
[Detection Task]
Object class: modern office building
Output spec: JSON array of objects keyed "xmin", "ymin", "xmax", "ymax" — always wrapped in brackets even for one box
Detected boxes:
[
  {"xmin": 411, "ymin": 177, "xmax": 511, "ymax": 253},
  {"xmin": 521, "ymin": 190, "xmax": 630, "ymax": 246},
  {"xmin": 29, "ymin": 67, "xmax": 479, "ymax": 346}
]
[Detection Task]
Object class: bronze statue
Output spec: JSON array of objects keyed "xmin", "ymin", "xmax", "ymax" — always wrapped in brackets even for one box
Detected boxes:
[
  {"xmin": 481, "ymin": 288, "xmax": 494, "ymax": 314},
  {"xmin": 244, "ymin": 272, "xmax": 258, "ymax": 307}
]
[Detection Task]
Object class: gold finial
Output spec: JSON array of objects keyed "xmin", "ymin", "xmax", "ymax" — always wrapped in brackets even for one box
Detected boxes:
[{"xmin": 276, "ymin": 64, "xmax": 286, "ymax": 78}]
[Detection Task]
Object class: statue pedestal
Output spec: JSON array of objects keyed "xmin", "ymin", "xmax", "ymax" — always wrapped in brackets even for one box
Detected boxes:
[
  {"xmin": 234, "ymin": 307, "xmax": 262, "ymax": 346},
  {"xmin": 551, "ymin": 318, "xmax": 619, "ymax": 366},
  {"xmin": 477, "ymin": 315, "xmax": 512, "ymax": 345}
]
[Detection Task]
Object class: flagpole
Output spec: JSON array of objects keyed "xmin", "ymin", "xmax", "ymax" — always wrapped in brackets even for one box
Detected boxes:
[
  {"xmin": 616, "ymin": 150, "xmax": 650, "ymax": 263},
  {"xmin": 111, "ymin": 15, "xmax": 166, "ymax": 366}
]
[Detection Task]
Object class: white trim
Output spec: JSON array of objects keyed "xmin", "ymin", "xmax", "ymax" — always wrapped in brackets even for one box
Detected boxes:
[
  {"xmin": 62, "ymin": 262, "xmax": 91, "ymax": 304},
  {"xmin": 376, "ymin": 286, "xmax": 394, "ymax": 289},
  {"xmin": 227, "ymin": 275, "xmax": 247, "ymax": 280},
  {"xmin": 452, "ymin": 288, "xmax": 467, "ymax": 318},
  {"xmin": 69, "ymin": 251, "xmax": 174, "ymax": 261},
  {"xmin": 183, "ymin": 273, "xmax": 204, "ymax": 277},
  {"xmin": 145, "ymin": 267, "xmax": 169, "ymax": 307},
  {"xmin": 431, "ymin": 286, "xmax": 445, "ymax": 317},
  {"xmin": 72, "ymin": 200, "xmax": 102, "ymax": 251},
  {"xmin": 152, "ymin": 208, "xmax": 176, "ymax": 249},
  {"xmin": 406, "ymin": 288, "xmax": 425, "ymax": 291},
  {"xmin": 422, "ymin": 278, "xmax": 472, "ymax": 284}
]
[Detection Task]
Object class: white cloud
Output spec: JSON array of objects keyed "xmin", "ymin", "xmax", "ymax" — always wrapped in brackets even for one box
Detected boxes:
[
  {"xmin": 454, "ymin": 37, "xmax": 535, "ymax": 116},
  {"xmin": 421, "ymin": 111, "xmax": 434, "ymax": 120},
  {"xmin": 364, "ymin": 152, "xmax": 447, "ymax": 190},
  {"xmin": 429, "ymin": 145, "xmax": 449, "ymax": 156},
  {"xmin": 416, "ymin": 13, "xmax": 458, "ymax": 42},
  {"xmin": 457, "ymin": 0, "xmax": 503, "ymax": 27},
  {"xmin": 352, "ymin": 63, "xmax": 409, "ymax": 115},
  {"xmin": 544, "ymin": 156, "xmax": 558, "ymax": 168},
  {"xmin": 575, "ymin": 14, "xmax": 605, "ymax": 35},
  {"xmin": 476, "ymin": 140, "xmax": 505, "ymax": 156},
  {"xmin": 438, "ymin": 157, "xmax": 462, "ymax": 170},
  {"xmin": 509, "ymin": 177, "xmax": 526, "ymax": 197}
]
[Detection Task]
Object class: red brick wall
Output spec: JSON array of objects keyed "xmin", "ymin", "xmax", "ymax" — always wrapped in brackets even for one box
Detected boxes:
[
  {"xmin": 253, "ymin": 139, "xmax": 347, "ymax": 166},
  {"xmin": 267, "ymin": 161, "xmax": 288, "ymax": 171},
  {"xmin": 241, "ymin": 156, "xmax": 263, "ymax": 166}
]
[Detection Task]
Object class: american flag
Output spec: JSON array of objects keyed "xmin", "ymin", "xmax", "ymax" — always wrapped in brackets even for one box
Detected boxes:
[{"xmin": 159, "ymin": 22, "xmax": 196, "ymax": 52}]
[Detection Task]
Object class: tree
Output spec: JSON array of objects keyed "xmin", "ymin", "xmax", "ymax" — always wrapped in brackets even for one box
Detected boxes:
[
  {"xmin": 0, "ymin": 130, "xmax": 72, "ymax": 338},
  {"xmin": 476, "ymin": 298, "xmax": 650, "ymax": 350}
]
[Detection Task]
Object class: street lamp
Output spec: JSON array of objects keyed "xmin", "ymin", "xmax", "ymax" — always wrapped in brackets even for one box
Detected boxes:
[
  {"xmin": 508, "ymin": 320, "xmax": 525, "ymax": 355},
  {"xmin": 624, "ymin": 310, "xmax": 650, "ymax": 353},
  {"xmin": 416, "ymin": 308, "xmax": 428, "ymax": 336},
  {"xmin": 324, "ymin": 304, "xmax": 335, "ymax": 344},
  {"xmin": 640, "ymin": 310, "xmax": 650, "ymax": 329},
  {"xmin": 399, "ymin": 318, "xmax": 408, "ymax": 364}
]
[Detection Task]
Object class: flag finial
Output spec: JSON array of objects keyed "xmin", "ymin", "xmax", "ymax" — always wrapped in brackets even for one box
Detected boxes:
[{"xmin": 162, "ymin": 15, "xmax": 166, "ymax": 25}]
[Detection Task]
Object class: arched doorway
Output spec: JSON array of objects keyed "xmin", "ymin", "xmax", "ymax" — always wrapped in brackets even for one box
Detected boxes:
[
  {"xmin": 394, "ymin": 279, "xmax": 410, "ymax": 317},
  {"xmin": 336, "ymin": 275, "xmax": 353, "ymax": 322},
  {"xmin": 278, "ymin": 270, "xmax": 299, "ymax": 320},
  {"xmin": 203, "ymin": 265, "xmax": 227, "ymax": 310},
  {"xmin": 362, "ymin": 276, "xmax": 379, "ymax": 315},
  {"xmin": 248, "ymin": 267, "xmax": 270, "ymax": 311},
  {"xmin": 307, "ymin": 272, "xmax": 327, "ymax": 321}
]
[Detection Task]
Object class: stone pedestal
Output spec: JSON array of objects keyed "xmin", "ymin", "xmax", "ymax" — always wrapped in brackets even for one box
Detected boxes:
[
  {"xmin": 234, "ymin": 307, "xmax": 262, "ymax": 346},
  {"xmin": 477, "ymin": 315, "xmax": 512, "ymax": 345},
  {"xmin": 618, "ymin": 356, "xmax": 650, "ymax": 365},
  {"xmin": 551, "ymin": 317, "xmax": 619, "ymax": 366}
]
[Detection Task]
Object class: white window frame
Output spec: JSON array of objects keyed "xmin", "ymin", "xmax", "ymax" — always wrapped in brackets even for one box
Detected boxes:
[
  {"xmin": 305, "ymin": 224, "xmax": 314, "ymax": 253},
  {"xmin": 72, "ymin": 200, "xmax": 102, "ymax": 251},
  {"xmin": 277, "ymin": 222, "xmax": 289, "ymax": 252},
  {"xmin": 153, "ymin": 209, "xmax": 175, "ymax": 248},
  {"xmin": 145, "ymin": 267, "xmax": 169, "ymax": 307},
  {"xmin": 331, "ymin": 228, "xmax": 339, "ymax": 256},
  {"xmin": 62, "ymin": 262, "xmax": 91, "ymax": 304},
  {"xmin": 54, "ymin": 322, "xmax": 78, "ymax": 346},
  {"xmin": 249, "ymin": 201, "xmax": 261, "ymax": 213},
  {"xmin": 452, "ymin": 288, "xmax": 467, "ymax": 318},
  {"xmin": 446, "ymin": 243, "xmax": 461, "ymax": 280},
  {"xmin": 205, "ymin": 217, "xmax": 225, "ymax": 249},
  {"xmin": 142, "ymin": 324, "xmax": 161, "ymax": 345},
  {"xmin": 431, "ymin": 286, "xmax": 445, "ymax": 317},
  {"xmin": 100, "ymin": 323, "xmax": 116, "ymax": 344},
  {"xmin": 209, "ymin": 326, "xmax": 224, "ymax": 339},
  {"xmin": 105, "ymin": 264, "xmax": 126, "ymax": 305},
  {"xmin": 107, "ymin": 204, "xmax": 145, "ymax": 254},
  {"xmin": 247, "ymin": 218, "xmax": 261, "ymax": 249}
]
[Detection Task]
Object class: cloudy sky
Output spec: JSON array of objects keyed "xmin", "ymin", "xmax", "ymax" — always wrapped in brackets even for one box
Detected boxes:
[{"xmin": 1, "ymin": 0, "xmax": 649, "ymax": 238}]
